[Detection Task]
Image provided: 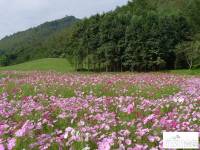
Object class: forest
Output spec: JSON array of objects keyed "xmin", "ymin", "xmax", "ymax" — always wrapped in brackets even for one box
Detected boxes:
[{"xmin": 0, "ymin": 0, "xmax": 200, "ymax": 71}]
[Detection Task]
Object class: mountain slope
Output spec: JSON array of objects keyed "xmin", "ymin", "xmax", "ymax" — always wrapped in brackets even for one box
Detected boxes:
[{"xmin": 0, "ymin": 16, "xmax": 79, "ymax": 65}]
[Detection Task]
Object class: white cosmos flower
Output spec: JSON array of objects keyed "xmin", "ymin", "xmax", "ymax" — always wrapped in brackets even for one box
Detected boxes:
[{"xmin": 64, "ymin": 132, "xmax": 68, "ymax": 139}]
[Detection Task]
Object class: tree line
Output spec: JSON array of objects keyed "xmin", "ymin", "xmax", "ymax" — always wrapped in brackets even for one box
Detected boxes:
[{"xmin": 65, "ymin": 0, "xmax": 200, "ymax": 71}]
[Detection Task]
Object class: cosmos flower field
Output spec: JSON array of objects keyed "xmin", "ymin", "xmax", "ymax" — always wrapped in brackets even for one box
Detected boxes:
[{"xmin": 0, "ymin": 71, "xmax": 199, "ymax": 150}]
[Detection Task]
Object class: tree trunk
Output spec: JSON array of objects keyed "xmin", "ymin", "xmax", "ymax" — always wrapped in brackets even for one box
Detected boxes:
[
  {"xmin": 74, "ymin": 57, "xmax": 77, "ymax": 71},
  {"xmin": 120, "ymin": 59, "xmax": 123, "ymax": 72},
  {"xmin": 98, "ymin": 63, "xmax": 100, "ymax": 72},
  {"xmin": 106, "ymin": 64, "xmax": 108, "ymax": 72},
  {"xmin": 186, "ymin": 56, "xmax": 192, "ymax": 70},
  {"xmin": 87, "ymin": 49, "xmax": 89, "ymax": 72},
  {"xmin": 87, "ymin": 61, "xmax": 89, "ymax": 71}
]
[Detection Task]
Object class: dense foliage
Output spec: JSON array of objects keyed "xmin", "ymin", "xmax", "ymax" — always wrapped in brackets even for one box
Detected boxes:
[
  {"xmin": 67, "ymin": 0, "xmax": 200, "ymax": 71},
  {"xmin": 0, "ymin": 0, "xmax": 200, "ymax": 71}
]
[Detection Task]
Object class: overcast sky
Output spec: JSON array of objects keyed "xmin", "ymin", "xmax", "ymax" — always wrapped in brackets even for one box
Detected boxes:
[{"xmin": 0, "ymin": 0, "xmax": 128, "ymax": 39}]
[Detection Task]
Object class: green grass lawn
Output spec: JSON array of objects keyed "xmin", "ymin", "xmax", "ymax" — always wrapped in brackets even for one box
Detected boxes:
[
  {"xmin": 0, "ymin": 58, "xmax": 74, "ymax": 72},
  {"xmin": 169, "ymin": 69, "xmax": 200, "ymax": 76}
]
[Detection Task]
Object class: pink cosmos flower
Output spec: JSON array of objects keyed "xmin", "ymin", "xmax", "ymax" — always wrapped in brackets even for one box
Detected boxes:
[
  {"xmin": 63, "ymin": 127, "xmax": 76, "ymax": 139},
  {"xmin": 143, "ymin": 114, "xmax": 156, "ymax": 124},
  {"xmin": 0, "ymin": 144, "xmax": 4, "ymax": 150},
  {"xmin": 131, "ymin": 144, "xmax": 148, "ymax": 150},
  {"xmin": 98, "ymin": 138, "xmax": 113, "ymax": 150},
  {"xmin": 7, "ymin": 138, "xmax": 16, "ymax": 150},
  {"xmin": 160, "ymin": 117, "xmax": 167, "ymax": 126},
  {"xmin": 127, "ymin": 104, "xmax": 134, "ymax": 114},
  {"xmin": 0, "ymin": 124, "xmax": 8, "ymax": 136},
  {"xmin": 15, "ymin": 120, "xmax": 33, "ymax": 137},
  {"xmin": 136, "ymin": 128, "xmax": 150, "ymax": 137},
  {"xmin": 150, "ymin": 148, "xmax": 159, "ymax": 150},
  {"xmin": 125, "ymin": 139, "xmax": 132, "ymax": 145},
  {"xmin": 147, "ymin": 136, "xmax": 155, "ymax": 142},
  {"xmin": 65, "ymin": 127, "xmax": 74, "ymax": 132},
  {"xmin": 171, "ymin": 121, "xmax": 177, "ymax": 128}
]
